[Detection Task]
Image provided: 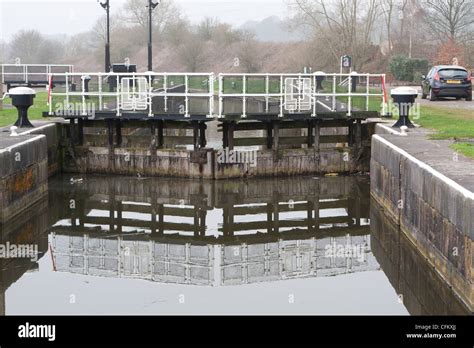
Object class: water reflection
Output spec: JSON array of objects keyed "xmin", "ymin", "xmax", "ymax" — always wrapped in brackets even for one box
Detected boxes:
[
  {"xmin": 48, "ymin": 175, "xmax": 377, "ymax": 286},
  {"xmin": 1, "ymin": 175, "xmax": 470, "ymax": 314},
  {"xmin": 0, "ymin": 198, "xmax": 49, "ymax": 315},
  {"xmin": 370, "ymin": 199, "xmax": 471, "ymax": 315}
]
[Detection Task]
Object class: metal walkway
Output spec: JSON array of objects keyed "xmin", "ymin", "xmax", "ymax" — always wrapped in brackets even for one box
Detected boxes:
[
  {"xmin": 1, "ymin": 64, "xmax": 74, "ymax": 89},
  {"xmin": 44, "ymin": 71, "xmax": 387, "ymax": 120}
]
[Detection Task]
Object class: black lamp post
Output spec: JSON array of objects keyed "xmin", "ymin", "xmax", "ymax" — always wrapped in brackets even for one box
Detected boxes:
[
  {"xmin": 391, "ymin": 87, "xmax": 417, "ymax": 128},
  {"xmin": 148, "ymin": 0, "xmax": 160, "ymax": 72},
  {"xmin": 99, "ymin": 0, "xmax": 111, "ymax": 73}
]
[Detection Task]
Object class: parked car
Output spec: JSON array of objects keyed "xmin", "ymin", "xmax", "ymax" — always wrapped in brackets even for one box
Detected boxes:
[{"xmin": 421, "ymin": 65, "xmax": 472, "ymax": 101}]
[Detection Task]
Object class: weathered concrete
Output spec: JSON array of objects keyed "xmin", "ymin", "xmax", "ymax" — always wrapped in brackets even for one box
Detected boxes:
[
  {"xmin": 18, "ymin": 123, "xmax": 60, "ymax": 176},
  {"xmin": 62, "ymin": 146, "xmax": 368, "ymax": 179},
  {"xmin": 0, "ymin": 134, "xmax": 49, "ymax": 222},
  {"xmin": 371, "ymin": 128, "xmax": 474, "ymax": 311}
]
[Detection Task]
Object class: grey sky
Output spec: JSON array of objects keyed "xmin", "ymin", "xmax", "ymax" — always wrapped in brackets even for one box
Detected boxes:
[{"xmin": 0, "ymin": 0, "xmax": 290, "ymax": 42}]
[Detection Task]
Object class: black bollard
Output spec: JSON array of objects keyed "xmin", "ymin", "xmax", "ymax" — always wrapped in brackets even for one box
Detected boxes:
[
  {"xmin": 82, "ymin": 75, "xmax": 91, "ymax": 100},
  {"xmin": 350, "ymin": 72, "xmax": 358, "ymax": 92},
  {"xmin": 9, "ymin": 87, "xmax": 36, "ymax": 128},
  {"xmin": 314, "ymin": 71, "xmax": 325, "ymax": 91},
  {"xmin": 391, "ymin": 87, "xmax": 417, "ymax": 128}
]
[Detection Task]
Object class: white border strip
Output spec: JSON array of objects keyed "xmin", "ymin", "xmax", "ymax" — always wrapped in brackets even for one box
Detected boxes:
[
  {"xmin": 373, "ymin": 134, "xmax": 474, "ymax": 200},
  {"xmin": 376, "ymin": 123, "xmax": 402, "ymax": 135}
]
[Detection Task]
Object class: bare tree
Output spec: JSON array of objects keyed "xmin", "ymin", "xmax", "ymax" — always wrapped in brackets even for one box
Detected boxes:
[
  {"xmin": 178, "ymin": 34, "xmax": 207, "ymax": 72},
  {"xmin": 381, "ymin": 0, "xmax": 395, "ymax": 55},
  {"xmin": 237, "ymin": 31, "xmax": 262, "ymax": 73},
  {"xmin": 424, "ymin": 0, "xmax": 474, "ymax": 42},
  {"xmin": 122, "ymin": 0, "xmax": 181, "ymax": 35},
  {"xmin": 293, "ymin": 0, "xmax": 380, "ymax": 70},
  {"xmin": 8, "ymin": 30, "xmax": 63, "ymax": 63}
]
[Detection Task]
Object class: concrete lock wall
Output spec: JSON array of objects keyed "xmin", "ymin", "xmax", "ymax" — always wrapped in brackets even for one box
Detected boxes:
[
  {"xmin": 0, "ymin": 135, "xmax": 49, "ymax": 223},
  {"xmin": 63, "ymin": 147, "xmax": 364, "ymax": 179},
  {"xmin": 370, "ymin": 133, "xmax": 474, "ymax": 311},
  {"xmin": 19, "ymin": 123, "xmax": 60, "ymax": 177}
]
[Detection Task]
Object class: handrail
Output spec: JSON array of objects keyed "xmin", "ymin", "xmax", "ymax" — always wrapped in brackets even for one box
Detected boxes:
[
  {"xmin": 46, "ymin": 71, "xmax": 387, "ymax": 119},
  {"xmin": 218, "ymin": 72, "xmax": 387, "ymax": 117},
  {"xmin": 47, "ymin": 72, "xmax": 215, "ymax": 118}
]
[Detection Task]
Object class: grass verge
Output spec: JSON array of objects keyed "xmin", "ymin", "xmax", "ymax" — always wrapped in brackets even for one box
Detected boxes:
[{"xmin": 417, "ymin": 105, "xmax": 474, "ymax": 159}]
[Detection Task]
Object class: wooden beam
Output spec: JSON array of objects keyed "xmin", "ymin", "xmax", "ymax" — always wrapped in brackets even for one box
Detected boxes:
[{"xmin": 272, "ymin": 121, "xmax": 279, "ymax": 151}]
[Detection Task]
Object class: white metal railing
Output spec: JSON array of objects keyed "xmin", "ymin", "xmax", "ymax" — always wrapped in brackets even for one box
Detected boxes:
[
  {"xmin": 1, "ymin": 64, "xmax": 74, "ymax": 85},
  {"xmin": 46, "ymin": 71, "xmax": 387, "ymax": 118},
  {"xmin": 47, "ymin": 72, "xmax": 215, "ymax": 118},
  {"xmin": 218, "ymin": 73, "xmax": 388, "ymax": 118}
]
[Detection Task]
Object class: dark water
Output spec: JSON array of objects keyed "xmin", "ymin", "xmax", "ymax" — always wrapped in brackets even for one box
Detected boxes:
[{"xmin": 0, "ymin": 174, "xmax": 469, "ymax": 315}]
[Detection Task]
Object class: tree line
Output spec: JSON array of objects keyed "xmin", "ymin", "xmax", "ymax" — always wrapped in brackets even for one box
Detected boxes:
[{"xmin": 1, "ymin": 0, "xmax": 473, "ymax": 79}]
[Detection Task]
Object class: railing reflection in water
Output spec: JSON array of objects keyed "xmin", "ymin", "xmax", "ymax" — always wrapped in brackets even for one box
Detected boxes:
[{"xmin": 48, "ymin": 175, "xmax": 377, "ymax": 286}]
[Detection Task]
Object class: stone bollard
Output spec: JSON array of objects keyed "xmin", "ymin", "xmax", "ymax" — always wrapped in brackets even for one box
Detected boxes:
[
  {"xmin": 391, "ymin": 87, "xmax": 417, "ymax": 128},
  {"xmin": 9, "ymin": 87, "xmax": 36, "ymax": 128}
]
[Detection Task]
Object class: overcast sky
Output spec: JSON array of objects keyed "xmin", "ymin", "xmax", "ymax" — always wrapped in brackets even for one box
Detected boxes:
[{"xmin": 0, "ymin": 0, "xmax": 290, "ymax": 42}]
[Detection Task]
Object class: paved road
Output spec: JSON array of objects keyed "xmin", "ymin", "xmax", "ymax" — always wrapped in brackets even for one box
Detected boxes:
[{"xmin": 408, "ymin": 85, "xmax": 474, "ymax": 111}]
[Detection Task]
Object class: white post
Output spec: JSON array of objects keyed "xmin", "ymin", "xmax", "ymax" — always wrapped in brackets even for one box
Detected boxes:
[
  {"xmin": 185, "ymin": 74, "xmax": 189, "ymax": 117},
  {"xmin": 218, "ymin": 74, "xmax": 223, "ymax": 118},
  {"xmin": 279, "ymin": 75, "xmax": 284, "ymax": 117},
  {"xmin": 366, "ymin": 73, "xmax": 370, "ymax": 111},
  {"xmin": 208, "ymin": 74, "xmax": 214, "ymax": 118},
  {"xmin": 265, "ymin": 75, "xmax": 269, "ymax": 113},
  {"xmin": 164, "ymin": 74, "xmax": 168, "ymax": 113},
  {"xmin": 347, "ymin": 73, "xmax": 352, "ymax": 117},
  {"xmin": 242, "ymin": 75, "xmax": 246, "ymax": 118},
  {"xmin": 116, "ymin": 75, "xmax": 120, "ymax": 116}
]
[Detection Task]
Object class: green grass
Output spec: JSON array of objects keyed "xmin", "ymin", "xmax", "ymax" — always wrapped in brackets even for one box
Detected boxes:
[
  {"xmin": 417, "ymin": 105, "xmax": 474, "ymax": 159},
  {"xmin": 451, "ymin": 142, "xmax": 474, "ymax": 158},
  {"xmin": 0, "ymin": 91, "xmax": 51, "ymax": 127}
]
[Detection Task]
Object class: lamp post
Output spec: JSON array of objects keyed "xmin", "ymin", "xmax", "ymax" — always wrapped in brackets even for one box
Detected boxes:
[
  {"xmin": 148, "ymin": 0, "xmax": 160, "ymax": 72},
  {"xmin": 99, "ymin": 0, "xmax": 111, "ymax": 72}
]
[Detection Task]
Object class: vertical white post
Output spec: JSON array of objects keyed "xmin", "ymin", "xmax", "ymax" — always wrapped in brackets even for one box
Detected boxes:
[
  {"xmin": 265, "ymin": 74, "xmax": 269, "ymax": 113},
  {"xmin": 366, "ymin": 73, "xmax": 370, "ymax": 111},
  {"xmin": 209, "ymin": 74, "xmax": 214, "ymax": 118},
  {"xmin": 242, "ymin": 75, "xmax": 246, "ymax": 118},
  {"xmin": 348, "ymin": 74, "xmax": 352, "ymax": 117},
  {"xmin": 99, "ymin": 74, "xmax": 103, "ymax": 111},
  {"xmin": 65, "ymin": 72, "xmax": 70, "ymax": 113},
  {"xmin": 218, "ymin": 74, "xmax": 223, "ymax": 118},
  {"xmin": 164, "ymin": 73, "xmax": 168, "ymax": 113},
  {"xmin": 312, "ymin": 73, "xmax": 316, "ymax": 117},
  {"xmin": 81, "ymin": 75, "xmax": 86, "ymax": 116},
  {"xmin": 48, "ymin": 74, "xmax": 53, "ymax": 115},
  {"xmin": 332, "ymin": 75, "xmax": 336, "ymax": 111},
  {"xmin": 116, "ymin": 75, "xmax": 120, "ymax": 116},
  {"xmin": 279, "ymin": 75, "xmax": 284, "ymax": 117},
  {"xmin": 148, "ymin": 73, "xmax": 153, "ymax": 117},
  {"xmin": 185, "ymin": 74, "xmax": 189, "ymax": 117}
]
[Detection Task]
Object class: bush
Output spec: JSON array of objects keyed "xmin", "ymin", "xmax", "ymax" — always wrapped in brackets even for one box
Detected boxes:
[{"xmin": 389, "ymin": 56, "xmax": 429, "ymax": 82}]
